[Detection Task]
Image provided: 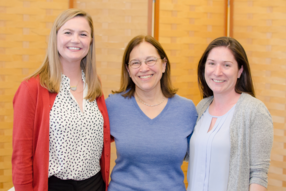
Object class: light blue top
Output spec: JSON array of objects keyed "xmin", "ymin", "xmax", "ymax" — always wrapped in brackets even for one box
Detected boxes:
[
  {"xmin": 187, "ymin": 105, "xmax": 236, "ymax": 191},
  {"xmin": 106, "ymin": 93, "xmax": 197, "ymax": 191},
  {"xmin": 191, "ymin": 93, "xmax": 273, "ymax": 191}
]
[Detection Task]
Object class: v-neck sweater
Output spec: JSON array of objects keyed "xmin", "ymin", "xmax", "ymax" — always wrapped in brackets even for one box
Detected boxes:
[
  {"xmin": 12, "ymin": 76, "xmax": 111, "ymax": 191},
  {"xmin": 106, "ymin": 93, "xmax": 198, "ymax": 191}
]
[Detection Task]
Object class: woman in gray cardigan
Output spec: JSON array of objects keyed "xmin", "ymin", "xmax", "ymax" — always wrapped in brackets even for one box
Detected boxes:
[{"xmin": 187, "ymin": 37, "xmax": 273, "ymax": 191}]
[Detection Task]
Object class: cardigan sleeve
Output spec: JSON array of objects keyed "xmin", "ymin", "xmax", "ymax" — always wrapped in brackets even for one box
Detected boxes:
[
  {"xmin": 12, "ymin": 80, "xmax": 37, "ymax": 191},
  {"xmin": 249, "ymin": 102, "xmax": 273, "ymax": 188},
  {"xmin": 97, "ymin": 94, "xmax": 111, "ymax": 191}
]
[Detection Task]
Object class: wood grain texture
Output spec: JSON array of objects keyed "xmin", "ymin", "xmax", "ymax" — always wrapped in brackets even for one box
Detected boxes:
[{"xmin": 159, "ymin": 0, "xmax": 225, "ymax": 105}]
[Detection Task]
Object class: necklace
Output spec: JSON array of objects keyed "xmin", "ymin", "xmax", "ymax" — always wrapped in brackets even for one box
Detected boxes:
[
  {"xmin": 136, "ymin": 94, "xmax": 165, "ymax": 107},
  {"xmin": 70, "ymin": 79, "xmax": 81, "ymax": 91}
]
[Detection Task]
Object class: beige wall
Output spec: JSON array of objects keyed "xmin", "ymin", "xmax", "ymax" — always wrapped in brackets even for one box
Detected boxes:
[{"xmin": 233, "ymin": 0, "xmax": 286, "ymax": 190}]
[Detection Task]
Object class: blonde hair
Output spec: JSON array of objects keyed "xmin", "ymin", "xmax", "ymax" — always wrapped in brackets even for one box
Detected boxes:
[{"xmin": 29, "ymin": 9, "xmax": 102, "ymax": 101}]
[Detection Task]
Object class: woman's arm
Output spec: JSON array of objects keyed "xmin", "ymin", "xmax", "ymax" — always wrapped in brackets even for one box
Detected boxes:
[
  {"xmin": 184, "ymin": 99, "xmax": 198, "ymax": 162},
  {"xmin": 249, "ymin": 102, "xmax": 273, "ymax": 188},
  {"xmin": 12, "ymin": 81, "xmax": 37, "ymax": 191}
]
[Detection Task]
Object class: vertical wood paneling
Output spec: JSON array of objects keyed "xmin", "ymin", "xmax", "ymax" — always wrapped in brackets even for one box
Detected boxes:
[
  {"xmin": 0, "ymin": 0, "xmax": 69, "ymax": 190},
  {"xmin": 154, "ymin": 0, "xmax": 160, "ymax": 40},
  {"xmin": 147, "ymin": 0, "xmax": 153, "ymax": 36},
  {"xmin": 158, "ymin": 0, "xmax": 225, "ymax": 188},
  {"xmin": 159, "ymin": 0, "xmax": 225, "ymax": 106}
]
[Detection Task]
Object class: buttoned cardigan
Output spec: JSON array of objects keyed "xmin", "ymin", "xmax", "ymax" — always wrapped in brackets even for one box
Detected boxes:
[{"xmin": 12, "ymin": 76, "xmax": 110, "ymax": 191}]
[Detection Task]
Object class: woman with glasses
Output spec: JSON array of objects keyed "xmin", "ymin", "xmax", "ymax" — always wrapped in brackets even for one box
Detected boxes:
[{"xmin": 106, "ymin": 35, "xmax": 197, "ymax": 191}]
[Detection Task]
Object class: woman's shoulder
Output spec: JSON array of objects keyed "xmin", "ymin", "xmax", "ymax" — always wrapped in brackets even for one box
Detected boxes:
[
  {"xmin": 106, "ymin": 92, "xmax": 127, "ymax": 100},
  {"xmin": 197, "ymin": 96, "xmax": 213, "ymax": 110},
  {"xmin": 237, "ymin": 93, "xmax": 270, "ymax": 115},
  {"xmin": 20, "ymin": 76, "xmax": 40, "ymax": 88},
  {"xmin": 14, "ymin": 76, "xmax": 45, "ymax": 104},
  {"xmin": 171, "ymin": 94, "xmax": 195, "ymax": 107},
  {"xmin": 170, "ymin": 95, "xmax": 197, "ymax": 116},
  {"xmin": 105, "ymin": 93, "xmax": 132, "ymax": 106},
  {"xmin": 238, "ymin": 93, "xmax": 267, "ymax": 109},
  {"xmin": 16, "ymin": 76, "xmax": 42, "ymax": 96}
]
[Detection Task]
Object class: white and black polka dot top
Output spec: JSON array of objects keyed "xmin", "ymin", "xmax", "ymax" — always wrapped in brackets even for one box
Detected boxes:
[{"xmin": 48, "ymin": 72, "xmax": 104, "ymax": 180}]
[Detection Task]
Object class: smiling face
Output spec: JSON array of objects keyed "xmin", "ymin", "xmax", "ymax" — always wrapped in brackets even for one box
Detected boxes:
[
  {"xmin": 204, "ymin": 46, "xmax": 243, "ymax": 96},
  {"xmin": 57, "ymin": 16, "xmax": 92, "ymax": 65},
  {"xmin": 127, "ymin": 41, "xmax": 166, "ymax": 94}
]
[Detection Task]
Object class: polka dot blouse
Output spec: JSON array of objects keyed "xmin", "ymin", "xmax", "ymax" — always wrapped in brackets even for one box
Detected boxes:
[{"xmin": 48, "ymin": 72, "xmax": 104, "ymax": 180}]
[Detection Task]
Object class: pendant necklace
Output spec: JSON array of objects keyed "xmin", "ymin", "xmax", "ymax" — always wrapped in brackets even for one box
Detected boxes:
[
  {"xmin": 70, "ymin": 79, "xmax": 81, "ymax": 91},
  {"xmin": 136, "ymin": 94, "xmax": 165, "ymax": 107}
]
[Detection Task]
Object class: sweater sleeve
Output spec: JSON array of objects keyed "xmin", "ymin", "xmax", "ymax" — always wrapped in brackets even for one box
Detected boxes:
[
  {"xmin": 184, "ymin": 100, "xmax": 198, "ymax": 162},
  {"xmin": 249, "ymin": 102, "xmax": 273, "ymax": 188},
  {"xmin": 12, "ymin": 80, "xmax": 37, "ymax": 191}
]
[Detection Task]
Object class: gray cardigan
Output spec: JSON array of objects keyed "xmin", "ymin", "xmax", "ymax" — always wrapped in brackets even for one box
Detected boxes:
[{"xmin": 196, "ymin": 93, "xmax": 273, "ymax": 191}]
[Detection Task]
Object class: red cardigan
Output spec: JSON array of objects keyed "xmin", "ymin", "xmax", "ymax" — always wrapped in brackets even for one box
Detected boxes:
[{"xmin": 12, "ymin": 76, "xmax": 110, "ymax": 191}]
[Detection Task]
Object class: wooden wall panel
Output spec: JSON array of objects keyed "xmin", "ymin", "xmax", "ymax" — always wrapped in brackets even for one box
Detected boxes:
[
  {"xmin": 233, "ymin": 0, "xmax": 286, "ymax": 190},
  {"xmin": 159, "ymin": 0, "xmax": 225, "ymax": 106},
  {"xmin": 159, "ymin": 0, "xmax": 225, "ymax": 188},
  {"xmin": 0, "ymin": 1, "xmax": 69, "ymax": 190},
  {"xmin": 74, "ymin": 0, "xmax": 149, "ymax": 179}
]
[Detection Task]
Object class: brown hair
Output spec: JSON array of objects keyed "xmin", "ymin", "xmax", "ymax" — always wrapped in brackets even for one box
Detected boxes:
[
  {"xmin": 197, "ymin": 36, "xmax": 255, "ymax": 98},
  {"xmin": 114, "ymin": 35, "xmax": 177, "ymax": 98},
  {"xmin": 29, "ymin": 9, "xmax": 102, "ymax": 101}
]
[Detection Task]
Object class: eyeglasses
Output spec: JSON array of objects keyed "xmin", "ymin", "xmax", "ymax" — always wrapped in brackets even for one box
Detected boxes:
[{"xmin": 128, "ymin": 57, "xmax": 160, "ymax": 69}]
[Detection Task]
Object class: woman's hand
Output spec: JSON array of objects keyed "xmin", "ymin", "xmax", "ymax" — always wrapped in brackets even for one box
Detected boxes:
[{"xmin": 250, "ymin": 183, "xmax": 267, "ymax": 191}]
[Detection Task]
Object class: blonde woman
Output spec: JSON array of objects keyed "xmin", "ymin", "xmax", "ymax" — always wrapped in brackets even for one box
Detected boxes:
[{"xmin": 12, "ymin": 9, "xmax": 110, "ymax": 191}]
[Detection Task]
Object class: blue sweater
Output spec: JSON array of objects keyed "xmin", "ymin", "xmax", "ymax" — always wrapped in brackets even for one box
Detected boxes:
[{"xmin": 106, "ymin": 94, "xmax": 197, "ymax": 191}]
